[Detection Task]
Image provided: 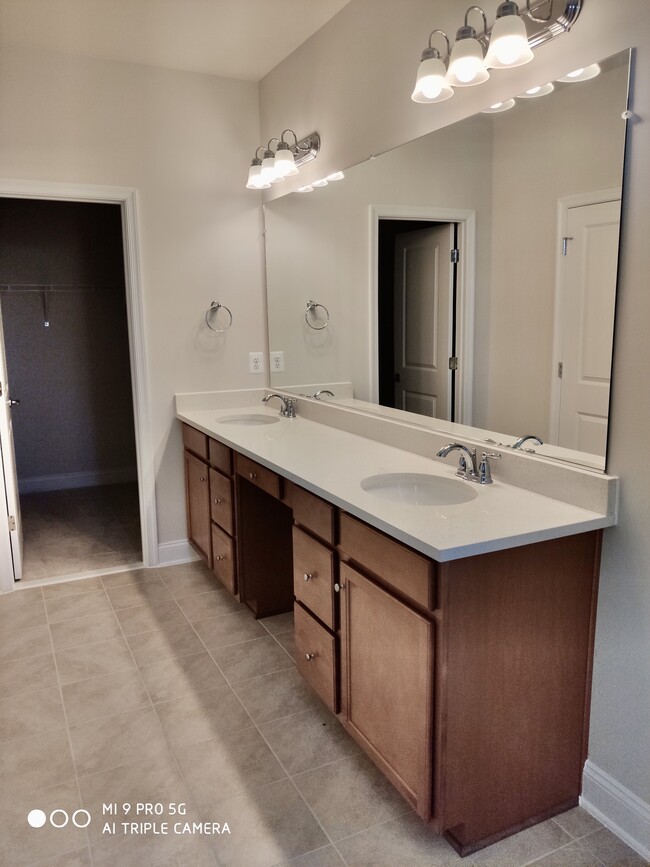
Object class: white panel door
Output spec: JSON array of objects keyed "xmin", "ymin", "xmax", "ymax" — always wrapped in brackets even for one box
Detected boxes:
[
  {"xmin": 394, "ymin": 225, "xmax": 453, "ymax": 419},
  {"xmin": 558, "ymin": 200, "xmax": 620, "ymax": 455},
  {"xmin": 0, "ymin": 304, "xmax": 23, "ymax": 585}
]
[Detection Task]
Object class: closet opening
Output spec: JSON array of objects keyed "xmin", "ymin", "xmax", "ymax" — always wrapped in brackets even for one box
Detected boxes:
[{"xmin": 0, "ymin": 198, "xmax": 142, "ymax": 581}]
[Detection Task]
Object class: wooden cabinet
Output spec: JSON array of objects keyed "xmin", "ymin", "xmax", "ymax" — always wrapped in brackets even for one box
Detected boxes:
[
  {"xmin": 184, "ymin": 449, "xmax": 212, "ymax": 566},
  {"xmin": 294, "ymin": 601, "xmax": 338, "ymax": 713}
]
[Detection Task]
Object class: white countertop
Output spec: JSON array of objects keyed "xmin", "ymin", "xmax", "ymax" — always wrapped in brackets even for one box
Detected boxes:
[{"xmin": 176, "ymin": 404, "xmax": 615, "ymax": 563}]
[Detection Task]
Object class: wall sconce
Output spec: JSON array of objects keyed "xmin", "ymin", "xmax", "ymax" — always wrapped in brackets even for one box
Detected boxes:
[
  {"xmin": 411, "ymin": 0, "xmax": 583, "ymax": 104},
  {"xmin": 246, "ymin": 130, "xmax": 320, "ymax": 190}
]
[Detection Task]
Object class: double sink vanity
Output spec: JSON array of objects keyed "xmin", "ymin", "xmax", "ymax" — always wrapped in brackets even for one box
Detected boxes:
[{"xmin": 176, "ymin": 388, "xmax": 617, "ymax": 856}]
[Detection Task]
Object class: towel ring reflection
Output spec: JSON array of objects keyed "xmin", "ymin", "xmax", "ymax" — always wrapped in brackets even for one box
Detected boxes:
[
  {"xmin": 205, "ymin": 301, "xmax": 233, "ymax": 333},
  {"xmin": 305, "ymin": 300, "xmax": 329, "ymax": 331}
]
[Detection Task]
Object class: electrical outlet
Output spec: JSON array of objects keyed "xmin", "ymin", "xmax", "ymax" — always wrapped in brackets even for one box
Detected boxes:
[
  {"xmin": 249, "ymin": 351, "xmax": 264, "ymax": 374},
  {"xmin": 270, "ymin": 350, "xmax": 285, "ymax": 372}
]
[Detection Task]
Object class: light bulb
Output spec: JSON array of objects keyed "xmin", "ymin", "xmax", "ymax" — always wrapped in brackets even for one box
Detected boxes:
[
  {"xmin": 411, "ymin": 49, "xmax": 454, "ymax": 103},
  {"xmin": 274, "ymin": 145, "xmax": 299, "ymax": 178},
  {"xmin": 446, "ymin": 32, "xmax": 489, "ymax": 87},
  {"xmin": 484, "ymin": 4, "xmax": 533, "ymax": 69}
]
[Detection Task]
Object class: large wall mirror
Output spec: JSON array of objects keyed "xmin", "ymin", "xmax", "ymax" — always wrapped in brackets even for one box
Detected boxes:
[{"xmin": 264, "ymin": 50, "xmax": 630, "ymax": 471}]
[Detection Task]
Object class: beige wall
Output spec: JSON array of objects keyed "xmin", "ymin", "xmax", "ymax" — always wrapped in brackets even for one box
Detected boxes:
[
  {"xmin": 0, "ymin": 47, "xmax": 267, "ymax": 550},
  {"xmin": 261, "ymin": 0, "xmax": 650, "ymax": 846}
]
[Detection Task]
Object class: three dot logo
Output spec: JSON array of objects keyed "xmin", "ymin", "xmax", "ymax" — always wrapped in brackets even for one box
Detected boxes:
[{"xmin": 28, "ymin": 809, "xmax": 91, "ymax": 829}]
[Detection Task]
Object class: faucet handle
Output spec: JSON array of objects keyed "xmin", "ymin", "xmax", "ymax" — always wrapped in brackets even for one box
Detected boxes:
[{"xmin": 478, "ymin": 451, "xmax": 501, "ymax": 485}]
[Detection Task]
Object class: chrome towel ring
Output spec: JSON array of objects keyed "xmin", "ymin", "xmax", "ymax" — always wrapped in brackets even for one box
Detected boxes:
[
  {"xmin": 205, "ymin": 301, "xmax": 233, "ymax": 333},
  {"xmin": 305, "ymin": 300, "xmax": 329, "ymax": 331}
]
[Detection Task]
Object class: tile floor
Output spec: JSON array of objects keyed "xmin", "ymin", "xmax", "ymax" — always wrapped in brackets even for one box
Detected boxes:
[
  {"xmin": 0, "ymin": 560, "xmax": 646, "ymax": 867},
  {"xmin": 20, "ymin": 483, "xmax": 142, "ymax": 581}
]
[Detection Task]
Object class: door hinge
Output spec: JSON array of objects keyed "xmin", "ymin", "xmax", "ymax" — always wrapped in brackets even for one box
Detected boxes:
[
  {"xmin": 451, "ymin": 248, "xmax": 460, "ymax": 264},
  {"xmin": 8, "ymin": 516, "xmax": 16, "ymax": 532},
  {"xmin": 449, "ymin": 357, "xmax": 459, "ymax": 371},
  {"xmin": 558, "ymin": 362, "xmax": 563, "ymax": 378},
  {"xmin": 562, "ymin": 236, "xmax": 574, "ymax": 256}
]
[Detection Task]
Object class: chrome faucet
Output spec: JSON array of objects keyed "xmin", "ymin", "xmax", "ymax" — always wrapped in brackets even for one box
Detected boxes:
[
  {"xmin": 262, "ymin": 393, "xmax": 296, "ymax": 418},
  {"xmin": 312, "ymin": 389, "xmax": 334, "ymax": 400},
  {"xmin": 436, "ymin": 442, "xmax": 479, "ymax": 481},
  {"xmin": 511, "ymin": 434, "xmax": 543, "ymax": 450}
]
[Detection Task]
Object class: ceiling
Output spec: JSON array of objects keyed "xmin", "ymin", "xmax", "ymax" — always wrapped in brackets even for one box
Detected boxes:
[{"xmin": 0, "ymin": 0, "xmax": 353, "ymax": 81}]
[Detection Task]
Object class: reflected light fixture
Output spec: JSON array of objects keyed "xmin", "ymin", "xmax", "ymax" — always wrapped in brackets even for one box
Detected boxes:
[
  {"xmin": 411, "ymin": 30, "xmax": 454, "ymax": 103},
  {"xmin": 245, "ymin": 131, "xmax": 320, "ymax": 190},
  {"xmin": 518, "ymin": 81, "xmax": 554, "ymax": 97},
  {"xmin": 484, "ymin": 1, "xmax": 533, "ymax": 68},
  {"xmin": 481, "ymin": 98, "xmax": 516, "ymax": 112},
  {"xmin": 446, "ymin": 6, "xmax": 490, "ymax": 87},
  {"xmin": 557, "ymin": 63, "xmax": 601, "ymax": 83}
]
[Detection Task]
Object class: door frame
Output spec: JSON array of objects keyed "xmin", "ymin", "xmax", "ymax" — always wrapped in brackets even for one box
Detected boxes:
[
  {"xmin": 0, "ymin": 178, "xmax": 157, "ymax": 592},
  {"xmin": 370, "ymin": 205, "xmax": 476, "ymax": 425},
  {"xmin": 549, "ymin": 188, "xmax": 621, "ymax": 446}
]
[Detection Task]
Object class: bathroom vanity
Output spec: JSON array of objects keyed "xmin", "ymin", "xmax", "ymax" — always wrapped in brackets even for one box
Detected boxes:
[{"xmin": 177, "ymin": 394, "xmax": 616, "ymax": 856}]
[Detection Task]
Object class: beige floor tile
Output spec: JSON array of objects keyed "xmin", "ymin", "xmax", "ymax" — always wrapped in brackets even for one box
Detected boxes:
[
  {"xmin": 0, "ymin": 651, "xmax": 58, "ymax": 697},
  {"xmin": 293, "ymin": 753, "xmax": 411, "ymax": 842},
  {"xmin": 526, "ymin": 839, "xmax": 604, "ymax": 866},
  {"xmin": 105, "ymin": 580, "xmax": 173, "ymax": 611},
  {"xmin": 55, "ymin": 636, "xmax": 136, "ymax": 686},
  {"xmin": 335, "ymin": 811, "xmax": 464, "ymax": 866},
  {"xmin": 0, "ymin": 687, "xmax": 66, "ymax": 743},
  {"xmin": 113, "ymin": 600, "xmax": 186, "ymax": 636},
  {"xmin": 231, "ymin": 667, "xmax": 322, "ymax": 725},
  {"xmin": 46, "ymin": 590, "xmax": 113, "ymax": 624},
  {"xmin": 42, "ymin": 577, "xmax": 105, "ymax": 599},
  {"xmin": 0, "ymin": 622, "xmax": 52, "ymax": 662},
  {"xmin": 62, "ymin": 668, "xmax": 150, "ymax": 725},
  {"xmin": 277, "ymin": 847, "xmax": 346, "ymax": 866},
  {"xmin": 0, "ymin": 780, "xmax": 87, "ymax": 867},
  {"xmin": 260, "ymin": 611, "xmax": 295, "ymax": 635},
  {"xmin": 49, "ymin": 611, "xmax": 123, "ymax": 652},
  {"xmin": 471, "ymin": 819, "xmax": 573, "ymax": 867},
  {"xmin": 259, "ymin": 707, "xmax": 362, "ymax": 776},
  {"xmin": 125, "ymin": 619, "xmax": 205, "ymax": 667},
  {"xmin": 579, "ymin": 827, "xmax": 649, "ymax": 866},
  {"xmin": 154, "ymin": 684, "xmax": 253, "ymax": 750},
  {"xmin": 0, "ymin": 728, "xmax": 75, "ymax": 797},
  {"xmin": 552, "ymin": 806, "xmax": 608, "ymax": 840},
  {"xmin": 210, "ymin": 635, "xmax": 294, "ymax": 684},
  {"xmin": 0, "ymin": 589, "xmax": 47, "ymax": 631},
  {"xmin": 174, "ymin": 726, "xmax": 287, "ymax": 808},
  {"xmin": 193, "ymin": 610, "xmax": 268, "ymax": 650},
  {"xmin": 275, "ymin": 630, "xmax": 297, "ymax": 661},
  {"xmin": 176, "ymin": 588, "xmax": 242, "ymax": 624},
  {"xmin": 161, "ymin": 564, "xmax": 225, "ymax": 599},
  {"xmin": 138, "ymin": 651, "xmax": 226, "ymax": 703},
  {"xmin": 207, "ymin": 778, "xmax": 329, "ymax": 867},
  {"xmin": 70, "ymin": 705, "xmax": 172, "ymax": 778},
  {"xmin": 100, "ymin": 566, "xmax": 161, "ymax": 589}
]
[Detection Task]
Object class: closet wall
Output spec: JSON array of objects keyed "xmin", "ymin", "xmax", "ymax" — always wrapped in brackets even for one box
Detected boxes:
[{"xmin": 0, "ymin": 199, "xmax": 137, "ymax": 492}]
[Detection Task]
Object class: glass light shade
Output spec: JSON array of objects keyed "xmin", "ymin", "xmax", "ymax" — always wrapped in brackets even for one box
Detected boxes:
[
  {"xmin": 484, "ymin": 14, "xmax": 533, "ymax": 69},
  {"xmin": 518, "ymin": 82, "xmax": 554, "ymax": 98},
  {"xmin": 274, "ymin": 146, "xmax": 299, "ymax": 178},
  {"xmin": 557, "ymin": 63, "xmax": 601, "ymax": 83},
  {"xmin": 412, "ymin": 53, "xmax": 454, "ymax": 103},
  {"xmin": 481, "ymin": 98, "xmax": 516, "ymax": 113},
  {"xmin": 446, "ymin": 38, "xmax": 489, "ymax": 87},
  {"xmin": 261, "ymin": 155, "xmax": 282, "ymax": 184},
  {"xmin": 312, "ymin": 178, "xmax": 329, "ymax": 187},
  {"xmin": 326, "ymin": 172, "xmax": 345, "ymax": 181},
  {"xmin": 246, "ymin": 162, "xmax": 270, "ymax": 190},
  {"xmin": 295, "ymin": 185, "xmax": 314, "ymax": 193}
]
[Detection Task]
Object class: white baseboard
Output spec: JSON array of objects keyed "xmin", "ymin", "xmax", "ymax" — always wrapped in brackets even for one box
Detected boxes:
[
  {"xmin": 19, "ymin": 467, "xmax": 137, "ymax": 494},
  {"xmin": 581, "ymin": 760, "xmax": 650, "ymax": 861},
  {"xmin": 157, "ymin": 539, "xmax": 200, "ymax": 567}
]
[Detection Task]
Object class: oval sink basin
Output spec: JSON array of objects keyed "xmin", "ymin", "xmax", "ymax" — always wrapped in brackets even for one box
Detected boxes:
[
  {"xmin": 361, "ymin": 473, "xmax": 478, "ymax": 506},
  {"xmin": 217, "ymin": 414, "xmax": 280, "ymax": 426}
]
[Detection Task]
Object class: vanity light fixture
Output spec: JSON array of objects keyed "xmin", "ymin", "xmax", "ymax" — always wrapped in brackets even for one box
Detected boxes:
[
  {"xmin": 246, "ymin": 131, "xmax": 320, "ymax": 190},
  {"xmin": 557, "ymin": 62, "xmax": 600, "ymax": 82},
  {"xmin": 412, "ymin": 0, "xmax": 583, "ymax": 104},
  {"xmin": 518, "ymin": 81, "xmax": 555, "ymax": 97}
]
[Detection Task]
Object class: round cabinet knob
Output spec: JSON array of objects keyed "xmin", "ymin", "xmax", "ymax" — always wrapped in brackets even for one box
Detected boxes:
[
  {"xmin": 214, "ymin": 498, "xmax": 223, "ymax": 504},
  {"xmin": 249, "ymin": 472, "xmax": 256, "ymax": 480},
  {"xmin": 215, "ymin": 555, "xmax": 224, "ymax": 561},
  {"xmin": 303, "ymin": 573, "xmax": 313, "ymax": 582},
  {"xmin": 200, "ymin": 476, "xmax": 206, "ymax": 483},
  {"xmin": 334, "ymin": 582, "xmax": 345, "ymax": 593},
  {"xmin": 305, "ymin": 653, "xmax": 315, "ymax": 661}
]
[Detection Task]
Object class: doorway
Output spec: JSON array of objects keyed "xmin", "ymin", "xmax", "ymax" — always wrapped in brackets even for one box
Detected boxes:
[{"xmin": 0, "ymin": 191, "xmax": 153, "ymax": 585}]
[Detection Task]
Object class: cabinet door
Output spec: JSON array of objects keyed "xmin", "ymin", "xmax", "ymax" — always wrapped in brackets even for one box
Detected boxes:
[
  {"xmin": 340, "ymin": 562, "xmax": 434, "ymax": 819},
  {"xmin": 185, "ymin": 450, "xmax": 212, "ymax": 566}
]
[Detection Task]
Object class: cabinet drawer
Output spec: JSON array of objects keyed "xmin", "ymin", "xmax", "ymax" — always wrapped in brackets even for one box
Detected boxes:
[
  {"xmin": 295, "ymin": 603, "xmax": 338, "ymax": 713},
  {"xmin": 212, "ymin": 523, "xmax": 236, "ymax": 595},
  {"xmin": 293, "ymin": 485, "xmax": 336, "ymax": 545},
  {"xmin": 209, "ymin": 468, "xmax": 233, "ymax": 536},
  {"xmin": 293, "ymin": 527, "xmax": 336, "ymax": 630},
  {"xmin": 209, "ymin": 438, "xmax": 232, "ymax": 476},
  {"xmin": 182, "ymin": 423, "xmax": 208, "ymax": 460},
  {"xmin": 235, "ymin": 454, "xmax": 281, "ymax": 499},
  {"xmin": 339, "ymin": 512, "xmax": 435, "ymax": 610}
]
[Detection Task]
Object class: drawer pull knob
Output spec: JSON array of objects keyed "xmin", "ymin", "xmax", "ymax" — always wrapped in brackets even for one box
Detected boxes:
[
  {"xmin": 249, "ymin": 472, "xmax": 256, "ymax": 480},
  {"xmin": 215, "ymin": 555, "xmax": 224, "ymax": 561},
  {"xmin": 200, "ymin": 476, "xmax": 207, "ymax": 483},
  {"xmin": 334, "ymin": 582, "xmax": 345, "ymax": 592},
  {"xmin": 305, "ymin": 653, "xmax": 315, "ymax": 661},
  {"xmin": 303, "ymin": 573, "xmax": 313, "ymax": 582},
  {"xmin": 214, "ymin": 498, "xmax": 223, "ymax": 504}
]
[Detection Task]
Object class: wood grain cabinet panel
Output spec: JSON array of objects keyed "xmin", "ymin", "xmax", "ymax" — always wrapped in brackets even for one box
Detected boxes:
[
  {"xmin": 209, "ymin": 438, "xmax": 232, "ymax": 475},
  {"xmin": 182, "ymin": 423, "xmax": 208, "ymax": 460},
  {"xmin": 209, "ymin": 468, "xmax": 233, "ymax": 536},
  {"xmin": 184, "ymin": 450, "xmax": 212, "ymax": 567},
  {"xmin": 339, "ymin": 562, "xmax": 434, "ymax": 819},
  {"xmin": 293, "ymin": 526, "xmax": 336, "ymax": 630},
  {"xmin": 211, "ymin": 522, "xmax": 236, "ymax": 595},
  {"xmin": 235, "ymin": 454, "xmax": 281, "ymax": 499},
  {"xmin": 292, "ymin": 485, "xmax": 336, "ymax": 545},
  {"xmin": 295, "ymin": 602, "xmax": 338, "ymax": 713}
]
